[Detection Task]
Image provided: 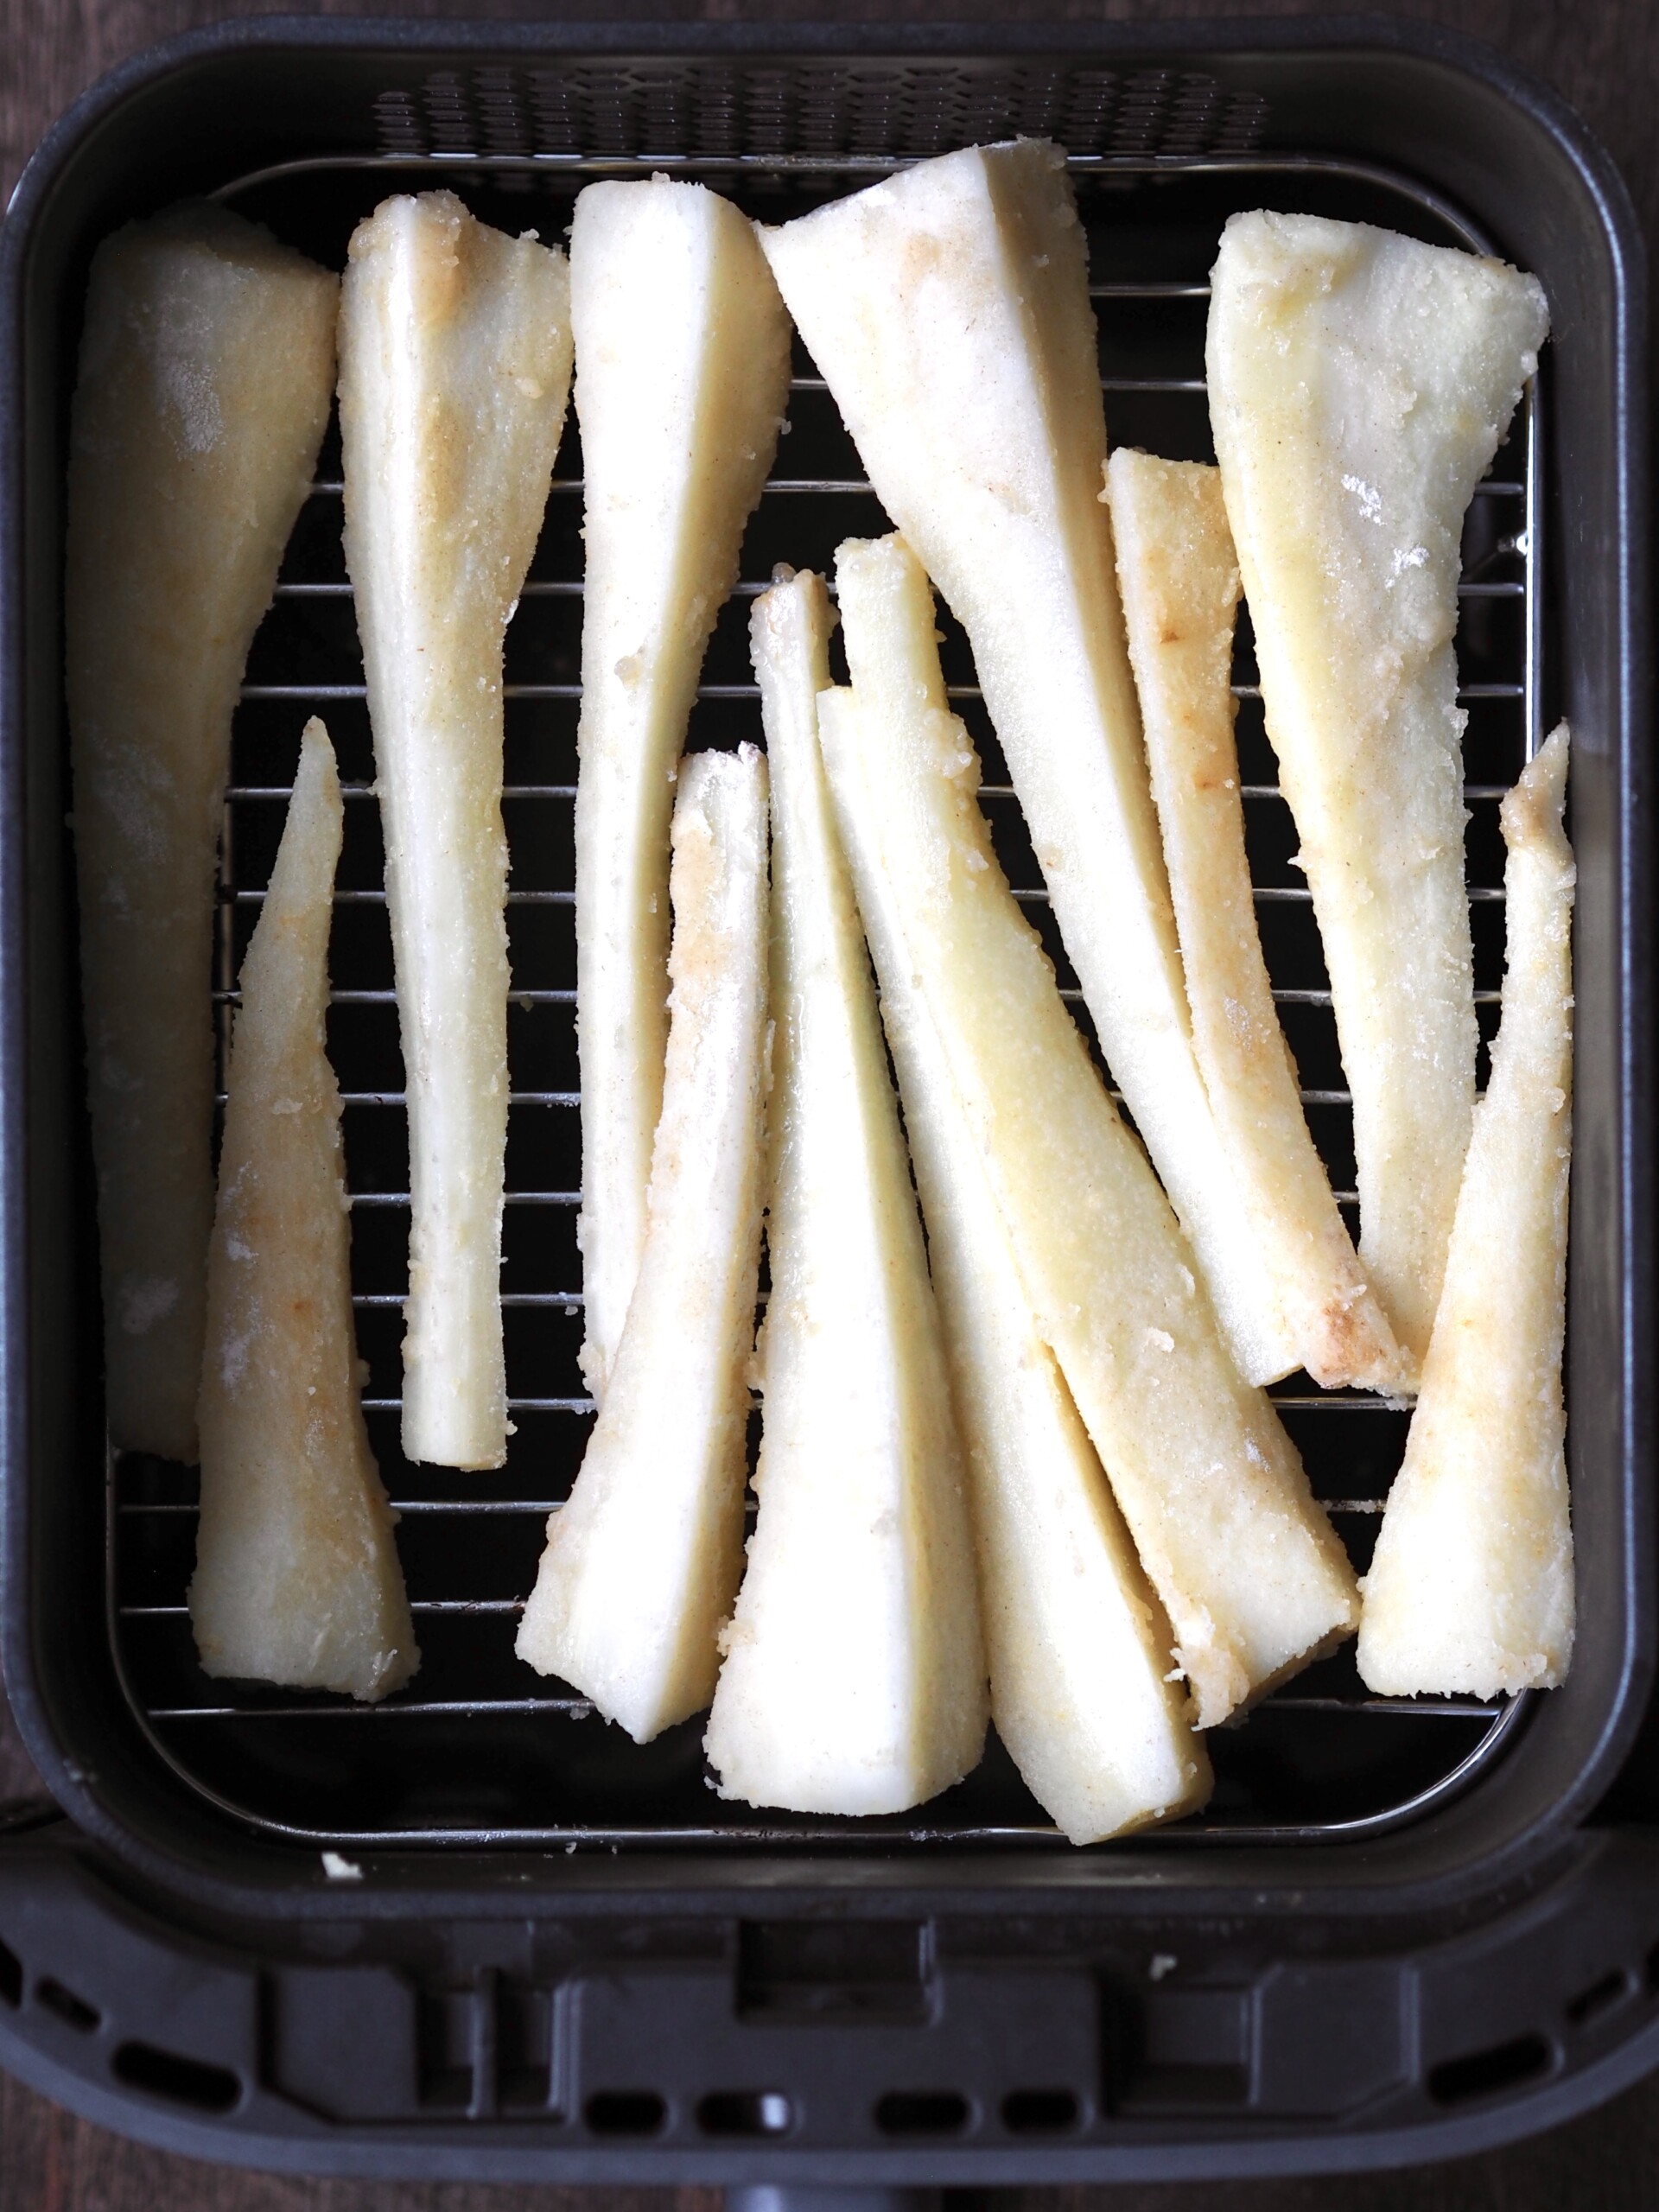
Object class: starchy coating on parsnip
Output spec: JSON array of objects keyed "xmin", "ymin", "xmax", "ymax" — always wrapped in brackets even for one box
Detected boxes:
[
  {"xmin": 1208, "ymin": 211, "xmax": 1549, "ymax": 1363},
  {"xmin": 704, "ymin": 573, "xmax": 986, "ymax": 1817},
  {"xmin": 573, "ymin": 180, "xmax": 791, "ymax": 1403},
  {"xmin": 760, "ymin": 142, "xmax": 1294, "ymax": 1385},
  {"xmin": 339, "ymin": 191, "xmax": 573, "ymax": 1471},
  {"xmin": 1106, "ymin": 449, "xmax": 1407, "ymax": 1395},
  {"xmin": 191, "ymin": 722, "xmax": 418, "ymax": 1703},
  {"xmin": 828, "ymin": 673, "xmax": 1209, "ymax": 1838},
  {"xmin": 67, "ymin": 201, "xmax": 337, "ymax": 1461},
  {"xmin": 1358, "ymin": 727, "xmax": 1575, "ymax": 1696},
  {"xmin": 518, "ymin": 749, "xmax": 770, "ymax": 1742},
  {"xmin": 823, "ymin": 535, "xmax": 1358, "ymax": 1730}
]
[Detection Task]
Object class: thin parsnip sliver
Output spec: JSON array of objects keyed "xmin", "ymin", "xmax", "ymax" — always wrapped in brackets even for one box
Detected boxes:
[
  {"xmin": 191, "ymin": 721, "xmax": 418, "ymax": 1703},
  {"xmin": 518, "ymin": 749, "xmax": 770, "ymax": 1743},
  {"xmin": 340, "ymin": 191, "xmax": 573, "ymax": 1469}
]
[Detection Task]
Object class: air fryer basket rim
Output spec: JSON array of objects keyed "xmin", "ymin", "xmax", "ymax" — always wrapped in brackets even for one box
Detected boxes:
[{"xmin": 0, "ymin": 25, "xmax": 1652, "ymax": 2190}]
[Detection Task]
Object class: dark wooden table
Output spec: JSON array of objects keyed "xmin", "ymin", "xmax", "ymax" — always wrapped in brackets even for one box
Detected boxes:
[{"xmin": 2, "ymin": 0, "xmax": 1654, "ymax": 2203}]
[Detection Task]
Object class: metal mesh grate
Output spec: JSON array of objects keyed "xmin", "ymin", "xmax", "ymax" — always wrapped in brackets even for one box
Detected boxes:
[{"xmin": 105, "ymin": 125, "xmax": 1544, "ymax": 1850}]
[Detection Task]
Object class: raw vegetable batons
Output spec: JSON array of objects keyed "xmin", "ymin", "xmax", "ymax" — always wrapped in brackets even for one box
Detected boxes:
[
  {"xmin": 823, "ymin": 535, "xmax": 1358, "ymax": 1730},
  {"xmin": 191, "ymin": 721, "xmax": 418, "ymax": 1704},
  {"xmin": 760, "ymin": 142, "xmax": 1294, "ymax": 1387},
  {"xmin": 518, "ymin": 749, "xmax": 770, "ymax": 1742},
  {"xmin": 67, "ymin": 201, "xmax": 337, "ymax": 1461},
  {"xmin": 573, "ymin": 179, "xmax": 791, "ymax": 1402},
  {"xmin": 1105, "ymin": 449, "xmax": 1406, "ymax": 1395},
  {"xmin": 823, "ymin": 632, "xmax": 1209, "ymax": 1837},
  {"xmin": 1208, "ymin": 211, "xmax": 1549, "ymax": 1363},
  {"xmin": 704, "ymin": 573, "xmax": 987, "ymax": 1817},
  {"xmin": 339, "ymin": 190, "xmax": 573, "ymax": 1470},
  {"xmin": 1359, "ymin": 728, "xmax": 1575, "ymax": 1695}
]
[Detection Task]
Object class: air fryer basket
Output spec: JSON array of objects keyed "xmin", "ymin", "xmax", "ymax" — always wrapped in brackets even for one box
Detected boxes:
[{"xmin": 0, "ymin": 14, "xmax": 1649, "ymax": 2185}]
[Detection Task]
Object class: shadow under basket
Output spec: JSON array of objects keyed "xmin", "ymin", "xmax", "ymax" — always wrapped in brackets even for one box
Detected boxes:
[{"xmin": 0, "ymin": 13, "xmax": 1651, "ymax": 2189}]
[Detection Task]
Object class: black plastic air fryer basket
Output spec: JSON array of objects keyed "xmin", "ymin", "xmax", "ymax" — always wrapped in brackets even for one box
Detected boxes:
[{"xmin": 0, "ymin": 12, "xmax": 1650, "ymax": 2187}]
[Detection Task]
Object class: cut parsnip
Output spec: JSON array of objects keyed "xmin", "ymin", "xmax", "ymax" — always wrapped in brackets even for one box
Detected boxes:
[
  {"xmin": 760, "ymin": 143, "xmax": 1294, "ymax": 1385},
  {"xmin": 1357, "ymin": 728, "xmax": 1575, "ymax": 1696},
  {"xmin": 191, "ymin": 721, "xmax": 417, "ymax": 1703},
  {"xmin": 703, "ymin": 573, "xmax": 986, "ymax": 1816},
  {"xmin": 67, "ymin": 201, "xmax": 337, "ymax": 1460},
  {"xmin": 340, "ymin": 192, "xmax": 573, "ymax": 1470},
  {"xmin": 830, "ymin": 680, "xmax": 1208, "ymax": 1840},
  {"xmin": 573, "ymin": 180, "xmax": 791, "ymax": 1402},
  {"xmin": 1208, "ymin": 211, "xmax": 1549, "ymax": 1362},
  {"xmin": 1105, "ymin": 449, "xmax": 1407, "ymax": 1396},
  {"xmin": 518, "ymin": 748, "xmax": 769, "ymax": 1741},
  {"xmin": 823, "ymin": 536, "xmax": 1359, "ymax": 1729}
]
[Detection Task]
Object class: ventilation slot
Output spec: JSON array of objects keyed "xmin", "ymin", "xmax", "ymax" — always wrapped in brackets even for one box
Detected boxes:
[
  {"xmin": 1566, "ymin": 1970, "xmax": 1631, "ymax": 2026},
  {"xmin": 697, "ymin": 2089, "xmax": 793, "ymax": 2136},
  {"xmin": 112, "ymin": 2040, "xmax": 241, "ymax": 2113},
  {"xmin": 1002, "ymin": 2087, "xmax": 1081, "ymax": 2134},
  {"xmin": 36, "ymin": 1978, "xmax": 99, "ymax": 2032},
  {"xmin": 586, "ymin": 2088, "xmax": 668, "ymax": 2136},
  {"xmin": 0, "ymin": 1937, "xmax": 20, "ymax": 2009},
  {"xmin": 1427, "ymin": 2031, "xmax": 1552, "ymax": 2106},
  {"xmin": 874, "ymin": 2089, "xmax": 971, "ymax": 2136}
]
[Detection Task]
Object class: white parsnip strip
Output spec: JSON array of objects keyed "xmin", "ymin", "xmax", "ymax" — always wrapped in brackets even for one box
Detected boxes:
[
  {"xmin": 1358, "ymin": 728, "xmax": 1575, "ymax": 1696},
  {"xmin": 191, "ymin": 722, "xmax": 418, "ymax": 1704},
  {"xmin": 704, "ymin": 574, "xmax": 986, "ymax": 1816},
  {"xmin": 760, "ymin": 142, "xmax": 1294, "ymax": 1385},
  {"xmin": 828, "ymin": 675, "xmax": 1208, "ymax": 1837},
  {"xmin": 823, "ymin": 536, "xmax": 1358, "ymax": 1730},
  {"xmin": 518, "ymin": 749, "xmax": 770, "ymax": 1743},
  {"xmin": 67, "ymin": 202, "xmax": 337, "ymax": 1460},
  {"xmin": 1208, "ymin": 211, "xmax": 1548, "ymax": 1361},
  {"xmin": 573, "ymin": 180, "xmax": 791, "ymax": 1402},
  {"xmin": 1106, "ymin": 449, "xmax": 1408, "ymax": 1395},
  {"xmin": 340, "ymin": 191, "xmax": 573, "ymax": 1470}
]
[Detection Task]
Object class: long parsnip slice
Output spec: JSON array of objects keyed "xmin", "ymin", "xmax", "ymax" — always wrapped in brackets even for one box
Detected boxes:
[
  {"xmin": 67, "ymin": 202, "xmax": 337, "ymax": 1461},
  {"xmin": 830, "ymin": 678, "xmax": 1208, "ymax": 1836},
  {"xmin": 1357, "ymin": 728, "xmax": 1574, "ymax": 1695},
  {"xmin": 518, "ymin": 748, "xmax": 769, "ymax": 1742},
  {"xmin": 340, "ymin": 192, "xmax": 573, "ymax": 1470},
  {"xmin": 760, "ymin": 143, "xmax": 1293, "ymax": 1385},
  {"xmin": 573, "ymin": 180, "xmax": 791, "ymax": 1402},
  {"xmin": 1207, "ymin": 212, "xmax": 1549, "ymax": 1362},
  {"xmin": 1105, "ymin": 449, "xmax": 1407, "ymax": 1395},
  {"xmin": 823, "ymin": 536, "xmax": 1359, "ymax": 1728},
  {"xmin": 191, "ymin": 721, "xmax": 418, "ymax": 1703},
  {"xmin": 703, "ymin": 574, "xmax": 986, "ymax": 1816}
]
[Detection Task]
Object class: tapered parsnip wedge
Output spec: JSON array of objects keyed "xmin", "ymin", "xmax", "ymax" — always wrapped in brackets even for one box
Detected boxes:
[
  {"xmin": 1105, "ymin": 449, "xmax": 1408, "ymax": 1396},
  {"xmin": 340, "ymin": 191, "xmax": 573, "ymax": 1470},
  {"xmin": 760, "ymin": 143, "xmax": 1292, "ymax": 1385},
  {"xmin": 518, "ymin": 748, "xmax": 769, "ymax": 1740},
  {"xmin": 823, "ymin": 537, "xmax": 1359, "ymax": 1728},
  {"xmin": 1357, "ymin": 728, "xmax": 1574, "ymax": 1695},
  {"xmin": 190, "ymin": 722, "xmax": 417, "ymax": 1703},
  {"xmin": 1208, "ymin": 211, "xmax": 1549, "ymax": 1362},
  {"xmin": 831, "ymin": 678, "xmax": 1207, "ymax": 1838},
  {"xmin": 574, "ymin": 181, "xmax": 791, "ymax": 1402},
  {"xmin": 703, "ymin": 574, "xmax": 986, "ymax": 1815},
  {"xmin": 67, "ymin": 202, "xmax": 337, "ymax": 1461}
]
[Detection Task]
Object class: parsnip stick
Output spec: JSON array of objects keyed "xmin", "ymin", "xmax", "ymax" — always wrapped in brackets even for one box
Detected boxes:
[
  {"xmin": 704, "ymin": 574, "xmax": 986, "ymax": 1816},
  {"xmin": 1358, "ymin": 728, "xmax": 1574, "ymax": 1695},
  {"xmin": 1208, "ymin": 212, "xmax": 1549, "ymax": 1361},
  {"xmin": 760, "ymin": 143, "xmax": 1294, "ymax": 1385},
  {"xmin": 823, "ymin": 536, "xmax": 1359, "ymax": 1728},
  {"xmin": 518, "ymin": 748, "xmax": 769, "ymax": 1742},
  {"xmin": 340, "ymin": 191, "xmax": 573, "ymax": 1470},
  {"xmin": 830, "ymin": 669, "xmax": 1208, "ymax": 1837},
  {"xmin": 573, "ymin": 180, "xmax": 791, "ymax": 1402},
  {"xmin": 191, "ymin": 721, "xmax": 417, "ymax": 1703},
  {"xmin": 1106, "ymin": 449, "xmax": 1408, "ymax": 1395},
  {"xmin": 67, "ymin": 202, "xmax": 337, "ymax": 1460}
]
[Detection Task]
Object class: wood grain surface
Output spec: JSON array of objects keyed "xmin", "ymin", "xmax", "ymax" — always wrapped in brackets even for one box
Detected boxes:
[{"xmin": 1, "ymin": 0, "xmax": 1653, "ymax": 2205}]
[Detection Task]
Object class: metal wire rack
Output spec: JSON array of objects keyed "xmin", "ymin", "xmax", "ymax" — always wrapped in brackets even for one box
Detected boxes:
[{"xmin": 105, "ymin": 113, "xmax": 1546, "ymax": 1850}]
